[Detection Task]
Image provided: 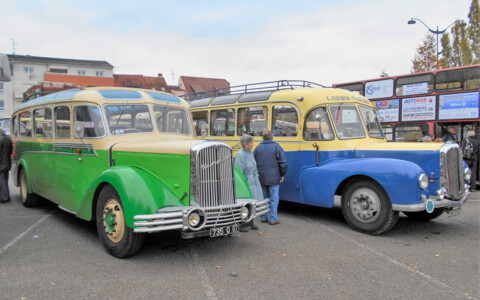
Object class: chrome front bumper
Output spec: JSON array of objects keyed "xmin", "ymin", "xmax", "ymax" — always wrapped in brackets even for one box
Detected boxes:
[
  {"xmin": 133, "ymin": 199, "xmax": 270, "ymax": 235},
  {"xmin": 392, "ymin": 190, "xmax": 469, "ymax": 212}
]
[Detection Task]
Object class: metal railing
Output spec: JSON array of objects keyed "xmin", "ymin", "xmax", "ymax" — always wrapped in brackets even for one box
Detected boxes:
[{"xmin": 181, "ymin": 79, "xmax": 327, "ymax": 101}]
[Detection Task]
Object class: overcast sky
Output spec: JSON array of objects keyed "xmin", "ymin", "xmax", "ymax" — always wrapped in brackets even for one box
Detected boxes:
[{"xmin": 0, "ymin": 0, "xmax": 473, "ymax": 87}]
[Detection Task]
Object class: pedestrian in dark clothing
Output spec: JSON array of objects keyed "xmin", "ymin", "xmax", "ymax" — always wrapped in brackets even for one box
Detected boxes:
[
  {"xmin": 254, "ymin": 130, "xmax": 287, "ymax": 225},
  {"xmin": 461, "ymin": 130, "xmax": 479, "ymax": 192},
  {"xmin": 0, "ymin": 129, "xmax": 12, "ymax": 203}
]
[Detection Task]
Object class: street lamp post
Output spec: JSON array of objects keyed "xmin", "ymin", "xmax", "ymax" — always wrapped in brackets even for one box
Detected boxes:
[{"xmin": 408, "ymin": 18, "xmax": 467, "ymax": 68}]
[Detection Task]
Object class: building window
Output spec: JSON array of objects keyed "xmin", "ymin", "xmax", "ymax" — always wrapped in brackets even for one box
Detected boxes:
[
  {"xmin": 0, "ymin": 100, "xmax": 4, "ymax": 111},
  {"xmin": 0, "ymin": 82, "xmax": 3, "ymax": 92},
  {"xmin": 95, "ymin": 71, "xmax": 104, "ymax": 77},
  {"xmin": 49, "ymin": 68, "xmax": 67, "ymax": 74},
  {"xmin": 77, "ymin": 70, "xmax": 86, "ymax": 76},
  {"xmin": 24, "ymin": 67, "xmax": 34, "ymax": 74}
]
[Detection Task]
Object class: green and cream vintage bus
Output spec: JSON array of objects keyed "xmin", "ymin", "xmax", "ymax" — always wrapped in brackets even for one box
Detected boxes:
[{"xmin": 11, "ymin": 87, "xmax": 269, "ymax": 258}]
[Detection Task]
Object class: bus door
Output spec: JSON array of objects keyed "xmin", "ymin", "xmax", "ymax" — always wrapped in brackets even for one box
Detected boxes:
[
  {"xmin": 299, "ymin": 106, "xmax": 334, "ymax": 206},
  {"xmin": 32, "ymin": 107, "xmax": 55, "ymax": 199},
  {"xmin": 270, "ymin": 104, "xmax": 301, "ymax": 202}
]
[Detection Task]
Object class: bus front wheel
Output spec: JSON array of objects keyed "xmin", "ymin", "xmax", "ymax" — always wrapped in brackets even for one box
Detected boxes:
[
  {"xmin": 95, "ymin": 185, "xmax": 145, "ymax": 258},
  {"xmin": 341, "ymin": 180, "xmax": 398, "ymax": 235}
]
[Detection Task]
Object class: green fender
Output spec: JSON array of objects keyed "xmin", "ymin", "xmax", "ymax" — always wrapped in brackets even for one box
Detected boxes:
[
  {"xmin": 16, "ymin": 159, "xmax": 32, "ymax": 192},
  {"xmin": 76, "ymin": 166, "xmax": 186, "ymax": 228},
  {"xmin": 234, "ymin": 166, "xmax": 252, "ymax": 199}
]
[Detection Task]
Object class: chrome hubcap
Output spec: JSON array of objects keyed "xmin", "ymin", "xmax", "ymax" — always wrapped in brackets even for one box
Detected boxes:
[{"xmin": 349, "ymin": 188, "xmax": 381, "ymax": 223}]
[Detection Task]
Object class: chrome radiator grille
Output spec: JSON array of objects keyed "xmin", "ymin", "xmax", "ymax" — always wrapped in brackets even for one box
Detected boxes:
[
  {"xmin": 440, "ymin": 145, "xmax": 465, "ymax": 200},
  {"xmin": 191, "ymin": 142, "xmax": 235, "ymax": 207}
]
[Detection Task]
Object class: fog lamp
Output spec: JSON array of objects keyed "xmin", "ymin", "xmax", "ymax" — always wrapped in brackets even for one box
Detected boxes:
[
  {"xmin": 189, "ymin": 212, "xmax": 200, "ymax": 227},
  {"xmin": 465, "ymin": 168, "xmax": 471, "ymax": 182},
  {"xmin": 241, "ymin": 206, "xmax": 250, "ymax": 220}
]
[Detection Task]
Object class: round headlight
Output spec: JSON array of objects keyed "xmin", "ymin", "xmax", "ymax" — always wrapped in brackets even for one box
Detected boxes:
[
  {"xmin": 241, "ymin": 206, "xmax": 250, "ymax": 220},
  {"xmin": 188, "ymin": 212, "xmax": 200, "ymax": 227},
  {"xmin": 465, "ymin": 167, "xmax": 472, "ymax": 182},
  {"xmin": 418, "ymin": 174, "xmax": 429, "ymax": 190}
]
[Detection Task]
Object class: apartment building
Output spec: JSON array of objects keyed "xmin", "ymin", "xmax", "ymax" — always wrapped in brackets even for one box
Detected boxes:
[{"xmin": 1, "ymin": 55, "xmax": 114, "ymax": 119}]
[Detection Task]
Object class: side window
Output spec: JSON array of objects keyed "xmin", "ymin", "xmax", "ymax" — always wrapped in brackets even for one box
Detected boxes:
[
  {"xmin": 19, "ymin": 111, "xmax": 32, "ymax": 138},
  {"xmin": 74, "ymin": 105, "xmax": 105, "ymax": 138},
  {"xmin": 272, "ymin": 105, "xmax": 298, "ymax": 137},
  {"xmin": 55, "ymin": 106, "xmax": 71, "ymax": 138},
  {"xmin": 237, "ymin": 106, "xmax": 268, "ymax": 136},
  {"xmin": 192, "ymin": 111, "xmax": 208, "ymax": 137},
  {"xmin": 34, "ymin": 108, "xmax": 53, "ymax": 138},
  {"xmin": 303, "ymin": 107, "xmax": 333, "ymax": 141},
  {"xmin": 210, "ymin": 108, "xmax": 235, "ymax": 136}
]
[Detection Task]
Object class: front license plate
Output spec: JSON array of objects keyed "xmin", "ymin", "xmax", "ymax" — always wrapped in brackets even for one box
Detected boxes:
[
  {"xmin": 447, "ymin": 207, "xmax": 462, "ymax": 217},
  {"xmin": 210, "ymin": 224, "xmax": 239, "ymax": 237}
]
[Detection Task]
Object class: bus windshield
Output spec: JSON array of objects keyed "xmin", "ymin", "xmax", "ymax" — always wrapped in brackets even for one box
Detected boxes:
[
  {"xmin": 359, "ymin": 106, "xmax": 384, "ymax": 139},
  {"xmin": 329, "ymin": 105, "xmax": 366, "ymax": 139},
  {"xmin": 153, "ymin": 105, "xmax": 191, "ymax": 135},
  {"xmin": 104, "ymin": 105, "xmax": 153, "ymax": 135}
]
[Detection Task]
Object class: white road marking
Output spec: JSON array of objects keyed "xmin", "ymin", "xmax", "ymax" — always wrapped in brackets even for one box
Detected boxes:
[
  {"xmin": 316, "ymin": 222, "xmax": 478, "ymax": 300},
  {"xmin": 189, "ymin": 247, "xmax": 217, "ymax": 300},
  {"xmin": 0, "ymin": 213, "xmax": 53, "ymax": 257}
]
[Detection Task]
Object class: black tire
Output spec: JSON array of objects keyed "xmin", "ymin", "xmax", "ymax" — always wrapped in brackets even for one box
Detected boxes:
[
  {"xmin": 19, "ymin": 169, "xmax": 39, "ymax": 207},
  {"xmin": 96, "ymin": 185, "xmax": 145, "ymax": 258},
  {"xmin": 404, "ymin": 209, "xmax": 445, "ymax": 221},
  {"xmin": 341, "ymin": 180, "xmax": 398, "ymax": 235}
]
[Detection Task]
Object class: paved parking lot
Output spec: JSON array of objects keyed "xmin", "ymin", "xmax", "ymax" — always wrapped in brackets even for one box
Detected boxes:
[{"xmin": 1, "ymin": 179, "xmax": 479, "ymax": 300}]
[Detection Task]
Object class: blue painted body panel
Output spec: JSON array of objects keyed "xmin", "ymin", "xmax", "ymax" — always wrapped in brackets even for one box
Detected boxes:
[{"xmin": 279, "ymin": 148, "xmax": 441, "ymax": 208}]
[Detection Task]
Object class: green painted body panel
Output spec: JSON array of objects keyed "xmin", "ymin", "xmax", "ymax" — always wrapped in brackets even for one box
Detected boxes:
[
  {"xmin": 234, "ymin": 166, "xmax": 252, "ymax": 199},
  {"xmin": 113, "ymin": 151, "xmax": 191, "ymax": 203}
]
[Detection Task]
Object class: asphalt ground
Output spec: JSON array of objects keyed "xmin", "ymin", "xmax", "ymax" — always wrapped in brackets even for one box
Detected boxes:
[{"xmin": 0, "ymin": 179, "xmax": 479, "ymax": 300}]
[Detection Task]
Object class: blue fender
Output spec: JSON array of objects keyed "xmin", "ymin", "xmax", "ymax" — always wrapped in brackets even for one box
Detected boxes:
[
  {"xmin": 299, "ymin": 158, "xmax": 425, "ymax": 208},
  {"xmin": 76, "ymin": 166, "xmax": 185, "ymax": 228}
]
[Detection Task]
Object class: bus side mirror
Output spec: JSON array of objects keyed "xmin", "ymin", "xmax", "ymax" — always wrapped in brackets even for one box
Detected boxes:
[{"xmin": 74, "ymin": 121, "xmax": 85, "ymax": 139}]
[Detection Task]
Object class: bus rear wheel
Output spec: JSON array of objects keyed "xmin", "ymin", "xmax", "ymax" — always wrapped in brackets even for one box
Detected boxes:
[
  {"xmin": 19, "ymin": 169, "xmax": 39, "ymax": 207},
  {"xmin": 96, "ymin": 185, "xmax": 145, "ymax": 258},
  {"xmin": 341, "ymin": 180, "xmax": 398, "ymax": 235}
]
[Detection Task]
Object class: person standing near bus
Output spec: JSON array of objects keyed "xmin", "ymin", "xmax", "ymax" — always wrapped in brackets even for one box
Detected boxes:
[
  {"xmin": 461, "ymin": 131, "xmax": 479, "ymax": 192},
  {"xmin": 235, "ymin": 134, "xmax": 263, "ymax": 231},
  {"xmin": 254, "ymin": 130, "xmax": 287, "ymax": 225},
  {"xmin": 0, "ymin": 129, "xmax": 12, "ymax": 203}
]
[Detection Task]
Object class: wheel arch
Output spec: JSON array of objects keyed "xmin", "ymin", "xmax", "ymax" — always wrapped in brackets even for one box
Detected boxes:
[{"xmin": 336, "ymin": 175, "xmax": 389, "ymax": 200}]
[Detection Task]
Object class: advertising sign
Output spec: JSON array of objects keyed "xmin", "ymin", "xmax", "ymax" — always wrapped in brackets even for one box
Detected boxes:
[
  {"xmin": 403, "ymin": 82, "xmax": 428, "ymax": 96},
  {"xmin": 365, "ymin": 79, "xmax": 394, "ymax": 99},
  {"xmin": 375, "ymin": 99, "xmax": 399, "ymax": 122},
  {"xmin": 438, "ymin": 92, "xmax": 479, "ymax": 120},
  {"xmin": 401, "ymin": 96, "xmax": 436, "ymax": 121}
]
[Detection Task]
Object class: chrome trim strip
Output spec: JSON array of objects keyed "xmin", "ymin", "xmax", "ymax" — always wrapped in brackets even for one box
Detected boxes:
[
  {"xmin": 392, "ymin": 191, "xmax": 469, "ymax": 212},
  {"xmin": 58, "ymin": 206, "xmax": 76, "ymax": 215}
]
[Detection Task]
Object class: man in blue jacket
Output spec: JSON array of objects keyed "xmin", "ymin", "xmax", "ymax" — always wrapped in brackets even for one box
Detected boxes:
[{"xmin": 254, "ymin": 130, "xmax": 287, "ymax": 225}]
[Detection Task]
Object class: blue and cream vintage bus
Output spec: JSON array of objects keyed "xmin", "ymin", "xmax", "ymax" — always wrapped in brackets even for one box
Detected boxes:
[{"xmin": 188, "ymin": 80, "xmax": 471, "ymax": 235}]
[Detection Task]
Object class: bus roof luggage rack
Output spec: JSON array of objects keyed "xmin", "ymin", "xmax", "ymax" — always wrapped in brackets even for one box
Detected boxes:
[{"xmin": 181, "ymin": 80, "xmax": 327, "ymax": 102}]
